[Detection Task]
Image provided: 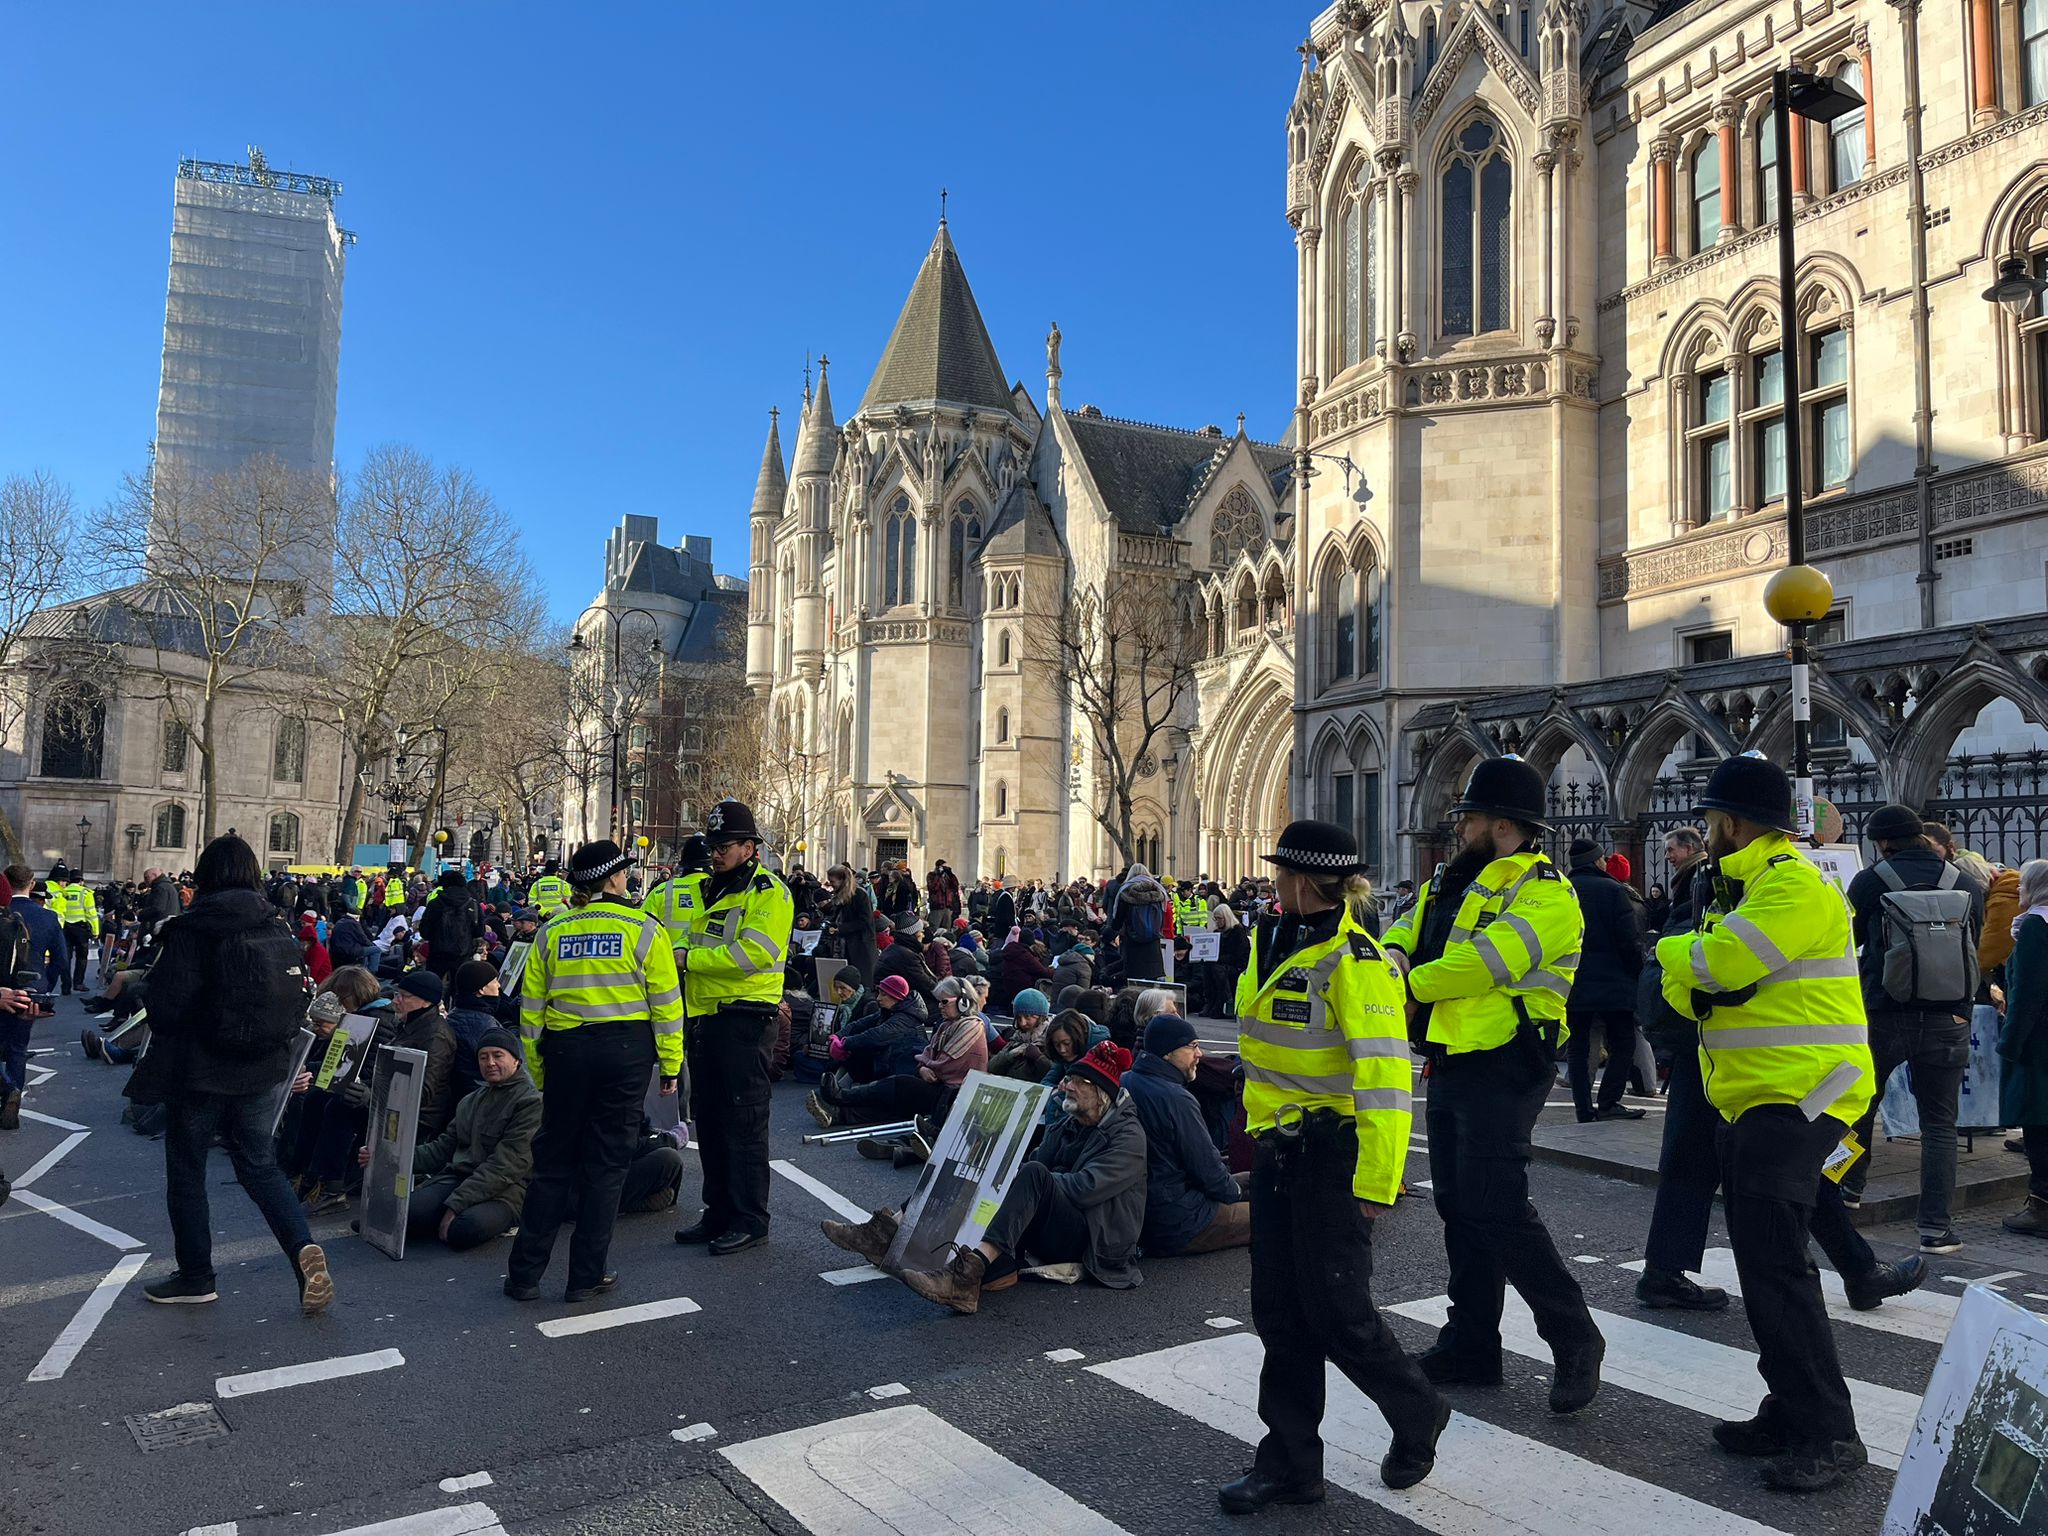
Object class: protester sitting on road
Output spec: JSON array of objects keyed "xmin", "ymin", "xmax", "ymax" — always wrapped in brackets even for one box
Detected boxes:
[
  {"xmin": 328, "ymin": 905, "xmax": 375, "ymax": 972},
  {"xmin": 1123, "ymin": 1013, "xmax": 1249, "ymax": 1256},
  {"xmin": 389, "ymin": 969, "xmax": 461, "ymax": 1141},
  {"xmin": 808, "ymin": 973, "xmax": 975, "ymax": 1128},
  {"xmin": 448, "ymin": 959, "xmax": 519, "ymax": 1097},
  {"xmin": 356, "ymin": 1026, "xmax": 541, "ymax": 1250},
  {"xmin": 831, "ymin": 973, "xmax": 927, "ymax": 1081},
  {"xmin": 1004, "ymin": 986, "xmax": 1051, "ymax": 1049},
  {"xmin": 1040, "ymin": 1008, "xmax": 1110, "ymax": 1127},
  {"xmin": 125, "ymin": 833, "xmax": 334, "ymax": 1314},
  {"xmin": 987, "ymin": 933, "xmax": 1057, "ymax": 1015},
  {"xmin": 826, "ymin": 964, "xmax": 866, "ymax": 1023},
  {"xmin": 1051, "ymin": 931, "xmax": 1096, "ymax": 994},
  {"xmin": 876, "ymin": 931, "xmax": 943, "ymax": 1016},
  {"xmin": 859, "ymin": 1041, "xmax": 1148, "ymax": 1314}
]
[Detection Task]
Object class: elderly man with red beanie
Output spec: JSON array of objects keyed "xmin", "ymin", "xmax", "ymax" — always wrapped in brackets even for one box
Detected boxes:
[{"xmin": 837, "ymin": 1040, "xmax": 1149, "ymax": 1314}]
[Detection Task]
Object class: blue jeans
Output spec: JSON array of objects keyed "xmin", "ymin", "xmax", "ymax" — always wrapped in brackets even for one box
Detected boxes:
[{"xmin": 163, "ymin": 1091, "xmax": 311, "ymax": 1284}]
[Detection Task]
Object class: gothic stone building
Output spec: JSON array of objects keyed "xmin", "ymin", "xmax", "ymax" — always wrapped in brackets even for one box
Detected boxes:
[{"xmin": 1288, "ymin": 0, "xmax": 2048, "ymax": 890}]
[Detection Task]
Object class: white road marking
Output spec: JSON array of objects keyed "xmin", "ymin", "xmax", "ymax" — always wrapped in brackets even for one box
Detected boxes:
[
  {"xmin": 1623, "ymin": 1249, "xmax": 1958, "ymax": 1343},
  {"xmin": 19, "ymin": 1108, "xmax": 88, "ymax": 1132},
  {"xmin": 769, "ymin": 1159, "xmax": 867, "ymax": 1222},
  {"xmin": 1094, "ymin": 1332, "xmax": 1793, "ymax": 1536},
  {"xmin": 26, "ymin": 1251, "xmax": 148, "ymax": 1382},
  {"xmin": 8, "ymin": 1188, "xmax": 144, "ymax": 1251},
  {"xmin": 1204, "ymin": 1316, "xmax": 1243, "ymax": 1329},
  {"xmin": 534, "ymin": 1296, "xmax": 702, "ymax": 1338},
  {"xmin": 13, "ymin": 1130, "xmax": 88, "ymax": 1189},
  {"xmin": 866, "ymin": 1381, "xmax": 910, "ymax": 1399},
  {"xmin": 1571, "ymin": 1255, "xmax": 1604, "ymax": 1265},
  {"xmin": 437, "ymin": 1473, "xmax": 493, "ymax": 1493},
  {"xmin": 295, "ymin": 1506, "xmax": 505, "ymax": 1536},
  {"xmin": 183, "ymin": 1524, "xmax": 238, "ymax": 1535},
  {"xmin": 1044, "ymin": 1347, "xmax": 1086, "ymax": 1363},
  {"xmin": 25, "ymin": 1069, "xmax": 55, "ymax": 1086},
  {"xmin": 1973, "ymin": 1269, "xmax": 2025, "ymax": 1285},
  {"xmin": 819, "ymin": 1264, "xmax": 887, "ymax": 1286},
  {"xmin": 215, "ymin": 1348, "xmax": 406, "ymax": 1399},
  {"xmin": 671, "ymin": 1422, "xmax": 717, "ymax": 1442},
  {"xmin": 1390, "ymin": 1293, "xmax": 1919, "ymax": 1470},
  {"xmin": 723, "ymin": 1403, "xmax": 1130, "ymax": 1535}
]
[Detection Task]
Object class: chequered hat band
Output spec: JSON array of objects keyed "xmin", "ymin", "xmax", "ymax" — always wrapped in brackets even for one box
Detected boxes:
[{"xmin": 1272, "ymin": 845, "xmax": 1360, "ymax": 868}]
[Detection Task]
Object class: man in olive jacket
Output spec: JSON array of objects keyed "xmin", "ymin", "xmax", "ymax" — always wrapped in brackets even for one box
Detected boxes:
[{"xmin": 402, "ymin": 1028, "xmax": 542, "ymax": 1250}]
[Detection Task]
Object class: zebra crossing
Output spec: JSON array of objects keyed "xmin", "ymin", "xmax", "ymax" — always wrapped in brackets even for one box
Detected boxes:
[{"xmin": 235, "ymin": 1255, "xmax": 1943, "ymax": 1536}]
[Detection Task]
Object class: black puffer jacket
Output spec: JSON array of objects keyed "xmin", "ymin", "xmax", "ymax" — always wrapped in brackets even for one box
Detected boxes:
[
  {"xmin": 123, "ymin": 888, "xmax": 302, "ymax": 1102},
  {"xmin": 1565, "ymin": 852, "xmax": 1644, "ymax": 1013}
]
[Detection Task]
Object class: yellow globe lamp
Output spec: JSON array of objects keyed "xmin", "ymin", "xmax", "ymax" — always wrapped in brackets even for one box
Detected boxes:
[
  {"xmin": 1763, "ymin": 563, "xmax": 1834, "ymax": 625},
  {"xmin": 635, "ymin": 835, "xmax": 650, "ymax": 850},
  {"xmin": 794, "ymin": 841, "xmax": 807, "ymax": 854},
  {"xmin": 432, "ymin": 830, "xmax": 448, "ymax": 846}
]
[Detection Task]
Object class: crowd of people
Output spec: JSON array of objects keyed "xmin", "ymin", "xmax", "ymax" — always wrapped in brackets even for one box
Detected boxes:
[{"xmin": 1, "ymin": 756, "xmax": 2045, "ymax": 1511}]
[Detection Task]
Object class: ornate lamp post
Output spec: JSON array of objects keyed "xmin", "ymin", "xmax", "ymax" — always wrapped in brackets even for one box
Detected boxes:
[{"xmin": 76, "ymin": 816, "xmax": 92, "ymax": 873}]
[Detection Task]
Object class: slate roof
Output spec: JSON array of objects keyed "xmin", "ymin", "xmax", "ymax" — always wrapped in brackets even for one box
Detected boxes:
[
  {"xmin": 1061, "ymin": 411, "xmax": 1294, "ymax": 534},
  {"xmin": 977, "ymin": 479, "xmax": 1064, "ymax": 560},
  {"xmin": 860, "ymin": 224, "xmax": 1015, "ymax": 416},
  {"xmin": 613, "ymin": 543, "xmax": 744, "ymax": 665},
  {"xmin": 24, "ymin": 580, "xmax": 231, "ymax": 658}
]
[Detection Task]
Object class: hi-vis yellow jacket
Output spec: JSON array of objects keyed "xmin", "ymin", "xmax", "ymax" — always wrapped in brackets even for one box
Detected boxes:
[
  {"xmin": 1236, "ymin": 908, "xmax": 1414, "ymax": 1203},
  {"xmin": 642, "ymin": 872, "xmax": 708, "ymax": 951},
  {"xmin": 1657, "ymin": 831, "xmax": 1874, "ymax": 1126},
  {"xmin": 527, "ymin": 874, "xmax": 570, "ymax": 918},
  {"xmin": 518, "ymin": 898, "xmax": 685, "ymax": 1086},
  {"xmin": 1383, "ymin": 848, "xmax": 1582, "ymax": 1054},
  {"xmin": 681, "ymin": 863, "xmax": 793, "ymax": 1013}
]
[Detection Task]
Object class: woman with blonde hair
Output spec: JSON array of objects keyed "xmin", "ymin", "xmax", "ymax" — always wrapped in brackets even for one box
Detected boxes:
[{"xmin": 823, "ymin": 863, "xmax": 879, "ymax": 987}]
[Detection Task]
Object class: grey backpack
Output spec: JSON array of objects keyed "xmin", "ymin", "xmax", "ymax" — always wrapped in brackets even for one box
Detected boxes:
[{"xmin": 1872, "ymin": 860, "xmax": 1979, "ymax": 1010}]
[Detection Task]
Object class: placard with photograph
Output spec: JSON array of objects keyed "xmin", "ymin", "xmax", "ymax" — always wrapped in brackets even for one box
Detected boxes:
[
  {"xmin": 312, "ymin": 1013, "xmax": 382, "ymax": 1091},
  {"xmin": 359, "ymin": 1044, "xmax": 429, "ymax": 1261},
  {"xmin": 881, "ymin": 1071, "xmax": 1050, "ymax": 1278}
]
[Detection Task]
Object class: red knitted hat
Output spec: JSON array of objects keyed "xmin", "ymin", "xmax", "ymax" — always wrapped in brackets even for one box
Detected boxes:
[
  {"xmin": 1605, "ymin": 852, "xmax": 1633, "ymax": 883},
  {"xmin": 1063, "ymin": 1041, "xmax": 1133, "ymax": 1099}
]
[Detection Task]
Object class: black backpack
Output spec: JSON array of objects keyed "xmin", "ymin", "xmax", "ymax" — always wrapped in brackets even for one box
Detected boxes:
[
  {"xmin": 0, "ymin": 905, "xmax": 32, "ymax": 989},
  {"xmin": 210, "ymin": 914, "xmax": 311, "ymax": 1055}
]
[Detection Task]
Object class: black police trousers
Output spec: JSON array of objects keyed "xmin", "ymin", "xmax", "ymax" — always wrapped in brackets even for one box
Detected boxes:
[
  {"xmin": 507, "ymin": 1018, "xmax": 654, "ymax": 1293},
  {"xmin": 687, "ymin": 1007, "xmax": 777, "ymax": 1238},
  {"xmin": 1721, "ymin": 1104, "xmax": 1861, "ymax": 1450},
  {"xmin": 1249, "ymin": 1116, "xmax": 1443, "ymax": 1484},
  {"xmin": 1426, "ymin": 1041, "xmax": 1598, "ymax": 1363}
]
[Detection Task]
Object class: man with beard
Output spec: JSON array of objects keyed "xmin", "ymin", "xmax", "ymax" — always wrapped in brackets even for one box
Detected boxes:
[{"xmin": 1382, "ymin": 757, "xmax": 1605, "ymax": 1415}]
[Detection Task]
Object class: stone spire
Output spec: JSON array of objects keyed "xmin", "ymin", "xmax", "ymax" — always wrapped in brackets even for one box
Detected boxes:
[
  {"xmin": 750, "ymin": 406, "xmax": 787, "ymax": 519},
  {"xmin": 744, "ymin": 406, "xmax": 784, "ymax": 692},
  {"xmin": 792, "ymin": 354, "xmax": 838, "ymax": 481},
  {"xmin": 859, "ymin": 224, "xmax": 1014, "ymax": 416}
]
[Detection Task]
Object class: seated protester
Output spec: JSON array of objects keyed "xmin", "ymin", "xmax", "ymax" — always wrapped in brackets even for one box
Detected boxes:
[
  {"xmin": 1123, "ymin": 1013, "xmax": 1249, "ymax": 1256},
  {"xmin": 990, "ymin": 989, "xmax": 1056, "ymax": 1082},
  {"xmin": 1052, "ymin": 933, "xmax": 1095, "ymax": 995},
  {"xmin": 830, "ymin": 973, "xmax": 928, "ymax": 1084},
  {"xmin": 357, "ymin": 1027, "xmax": 541, "ymax": 1250},
  {"xmin": 388, "ymin": 970, "xmax": 460, "ymax": 1142},
  {"xmin": 1107, "ymin": 984, "xmax": 1149, "ymax": 1052},
  {"xmin": 922, "ymin": 930, "xmax": 954, "ymax": 981},
  {"xmin": 620, "ymin": 1117, "xmax": 688, "ymax": 1211},
  {"xmin": 808, "ymin": 974, "xmax": 984, "ymax": 1128},
  {"xmin": 1134, "ymin": 986, "xmax": 1181, "ymax": 1035},
  {"xmin": 831, "ymin": 1042, "xmax": 1148, "ymax": 1314},
  {"xmin": 1040, "ymin": 1008, "xmax": 1111, "ymax": 1126},
  {"xmin": 875, "ymin": 934, "xmax": 942, "ymax": 1017},
  {"xmin": 826, "ymin": 963, "xmax": 867, "ymax": 1024},
  {"xmin": 948, "ymin": 944, "xmax": 982, "ymax": 980},
  {"xmin": 988, "ymin": 936, "xmax": 1057, "ymax": 1015},
  {"xmin": 281, "ymin": 966, "xmax": 388, "ymax": 1191},
  {"xmin": 777, "ymin": 989, "xmax": 820, "ymax": 1083},
  {"xmin": 447, "ymin": 959, "xmax": 519, "ymax": 1098},
  {"xmin": 328, "ymin": 906, "xmax": 375, "ymax": 972},
  {"xmin": 1003, "ymin": 987, "xmax": 1050, "ymax": 1050}
]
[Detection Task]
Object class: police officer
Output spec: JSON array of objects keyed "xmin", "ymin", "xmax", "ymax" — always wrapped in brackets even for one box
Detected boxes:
[
  {"xmin": 1656, "ymin": 755, "xmax": 1874, "ymax": 1492},
  {"xmin": 642, "ymin": 835, "xmax": 712, "ymax": 952},
  {"xmin": 528, "ymin": 862, "xmax": 570, "ymax": 921},
  {"xmin": 46, "ymin": 867, "xmax": 75, "ymax": 994},
  {"xmin": 674, "ymin": 801, "xmax": 793, "ymax": 1256},
  {"xmin": 505, "ymin": 840, "xmax": 685, "ymax": 1302},
  {"xmin": 1221, "ymin": 821, "xmax": 1448, "ymax": 1516},
  {"xmin": 1383, "ymin": 756, "xmax": 1605, "ymax": 1411},
  {"xmin": 62, "ymin": 874, "xmax": 98, "ymax": 992}
]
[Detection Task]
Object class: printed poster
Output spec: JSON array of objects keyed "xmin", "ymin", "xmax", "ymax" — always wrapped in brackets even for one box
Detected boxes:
[
  {"xmin": 881, "ymin": 1070, "xmax": 1049, "ymax": 1278},
  {"xmin": 1187, "ymin": 930, "xmax": 1221, "ymax": 963},
  {"xmin": 360, "ymin": 1044, "xmax": 428, "ymax": 1261}
]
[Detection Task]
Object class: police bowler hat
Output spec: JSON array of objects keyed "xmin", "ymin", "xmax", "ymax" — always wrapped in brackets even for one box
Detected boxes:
[
  {"xmin": 1449, "ymin": 757, "xmax": 1553, "ymax": 832},
  {"xmin": 704, "ymin": 799, "xmax": 762, "ymax": 845},
  {"xmin": 1695, "ymin": 754, "xmax": 1797, "ymax": 833}
]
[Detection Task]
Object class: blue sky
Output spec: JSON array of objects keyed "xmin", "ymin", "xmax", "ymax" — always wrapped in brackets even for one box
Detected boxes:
[{"xmin": 2, "ymin": 2, "xmax": 1305, "ymax": 623}]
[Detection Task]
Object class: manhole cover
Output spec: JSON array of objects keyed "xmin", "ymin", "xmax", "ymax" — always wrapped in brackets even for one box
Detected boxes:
[{"xmin": 125, "ymin": 1400, "xmax": 230, "ymax": 1452}]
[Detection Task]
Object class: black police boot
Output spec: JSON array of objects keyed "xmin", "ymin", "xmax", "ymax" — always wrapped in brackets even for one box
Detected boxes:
[
  {"xmin": 674, "ymin": 1215, "xmax": 723, "ymax": 1245},
  {"xmin": 1416, "ymin": 1343, "xmax": 1504, "ymax": 1387},
  {"xmin": 1217, "ymin": 1469, "xmax": 1326, "ymax": 1515},
  {"xmin": 1549, "ymin": 1332, "xmax": 1604, "ymax": 1413},
  {"xmin": 1381, "ymin": 1396, "xmax": 1452, "ymax": 1491},
  {"xmin": 1635, "ymin": 1267, "xmax": 1730, "ymax": 1311},
  {"xmin": 1844, "ymin": 1255, "xmax": 1926, "ymax": 1311},
  {"xmin": 1761, "ymin": 1438, "xmax": 1867, "ymax": 1493}
]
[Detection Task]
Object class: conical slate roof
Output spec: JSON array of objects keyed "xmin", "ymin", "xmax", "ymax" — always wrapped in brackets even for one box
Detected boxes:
[
  {"xmin": 749, "ymin": 409, "xmax": 787, "ymax": 518},
  {"xmin": 792, "ymin": 358, "xmax": 839, "ymax": 479},
  {"xmin": 860, "ymin": 224, "xmax": 1013, "ymax": 416}
]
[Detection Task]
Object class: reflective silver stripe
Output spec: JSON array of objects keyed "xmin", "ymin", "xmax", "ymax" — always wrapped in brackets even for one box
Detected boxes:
[
  {"xmin": 646, "ymin": 985, "xmax": 682, "ymax": 1009},
  {"xmin": 725, "ymin": 940, "xmax": 773, "ymax": 976},
  {"xmin": 635, "ymin": 921, "xmax": 657, "ymax": 965},
  {"xmin": 740, "ymin": 927, "xmax": 786, "ymax": 964},
  {"xmin": 1689, "ymin": 939, "xmax": 1718, "ymax": 989},
  {"xmin": 1472, "ymin": 932, "xmax": 1514, "ymax": 985},
  {"xmin": 1241, "ymin": 1062, "xmax": 1352, "ymax": 1097},
  {"xmin": 1240, "ymin": 1016, "xmax": 1341, "ymax": 1052},
  {"xmin": 1304, "ymin": 948, "xmax": 1347, "ymax": 1034},
  {"xmin": 1346, "ymin": 1034, "xmax": 1413, "ymax": 1061},
  {"xmin": 1521, "ymin": 970, "xmax": 1574, "ymax": 1000},
  {"xmin": 547, "ymin": 997, "xmax": 652, "ymax": 1023},
  {"xmin": 1447, "ymin": 925, "xmax": 1475, "ymax": 945},
  {"xmin": 652, "ymin": 1016, "xmax": 687, "ymax": 1035},
  {"xmin": 518, "ymin": 1019, "xmax": 543, "ymax": 1039},
  {"xmin": 1797, "ymin": 1060, "xmax": 1866, "ymax": 1120},
  {"xmin": 1755, "ymin": 956, "xmax": 1860, "ymax": 984},
  {"xmin": 1355, "ymin": 1087, "xmax": 1411, "ymax": 1113},
  {"xmin": 1720, "ymin": 914, "xmax": 1789, "ymax": 972},
  {"xmin": 1705, "ymin": 1023, "xmax": 1869, "ymax": 1048},
  {"xmin": 1494, "ymin": 912, "xmax": 1544, "ymax": 970},
  {"xmin": 552, "ymin": 967, "xmax": 644, "ymax": 990}
]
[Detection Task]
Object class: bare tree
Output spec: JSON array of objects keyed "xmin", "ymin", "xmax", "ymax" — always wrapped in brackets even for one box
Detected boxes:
[
  {"xmin": 318, "ymin": 445, "xmax": 536, "ymax": 858},
  {"xmin": 0, "ymin": 471, "xmax": 81, "ymax": 860},
  {"xmin": 458, "ymin": 639, "xmax": 573, "ymax": 865},
  {"xmin": 92, "ymin": 454, "xmax": 332, "ymax": 844},
  {"xmin": 1036, "ymin": 564, "xmax": 1202, "ymax": 869}
]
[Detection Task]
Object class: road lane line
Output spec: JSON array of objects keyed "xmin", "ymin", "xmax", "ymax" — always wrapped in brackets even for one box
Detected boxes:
[
  {"xmin": 13, "ymin": 1130, "xmax": 88, "ymax": 1189},
  {"xmin": 1390, "ymin": 1292, "xmax": 1919, "ymax": 1469},
  {"xmin": 723, "ymin": 1403, "xmax": 1131, "ymax": 1536},
  {"xmin": 671, "ymin": 1422, "xmax": 716, "ymax": 1442},
  {"xmin": 298, "ymin": 1506, "xmax": 505, "ymax": 1536},
  {"xmin": 19, "ymin": 1108, "xmax": 88, "ymax": 1132},
  {"xmin": 437, "ymin": 1473, "xmax": 494, "ymax": 1493},
  {"xmin": 769, "ymin": 1158, "xmax": 867, "ymax": 1221},
  {"xmin": 1621, "ymin": 1249, "xmax": 1957, "ymax": 1343},
  {"xmin": 820, "ymin": 1264, "xmax": 887, "ymax": 1285},
  {"xmin": 215, "ymin": 1348, "xmax": 405, "ymax": 1398},
  {"xmin": 1093, "ymin": 1332, "xmax": 1793, "ymax": 1536},
  {"xmin": 534, "ymin": 1296, "xmax": 701, "ymax": 1338},
  {"xmin": 9, "ymin": 1188, "xmax": 144, "ymax": 1250},
  {"xmin": 26, "ymin": 1250, "xmax": 148, "ymax": 1382}
]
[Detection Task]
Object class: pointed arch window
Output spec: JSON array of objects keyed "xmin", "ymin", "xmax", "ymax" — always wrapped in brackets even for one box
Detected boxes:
[
  {"xmin": 1318, "ymin": 547, "xmax": 1383, "ymax": 689},
  {"xmin": 998, "ymin": 629, "xmax": 1013, "ymax": 667},
  {"xmin": 883, "ymin": 496, "xmax": 917, "ymax": 607},
  {"xmin": 1440, "ymin": 116, "xmax": 1513, "ymax": 337},
  {"xmin": 2029, "ymin": 0, "xmax": 2048, "ymax": 106},
  {"xmin": 1338, "ymin": 167, "xmax": 1379, "ymax": 369},
  {"xmin": 1828, "ymin": 58, "xmax": 1866, "ymax": 190},
  {"xmin": 996, "ymin": 706, "xmax": 1010, "ymax": 743},
  {"xmin": 947, "ymin": 503, "xmax": 976, "ymax": 609},
  {"xmin": 274, "ymin": 716, "xmax": 306, "ymax": 784},
  {"xmin": 995, "ymin": 780, "xmax": 1009, "ymax": 818}
]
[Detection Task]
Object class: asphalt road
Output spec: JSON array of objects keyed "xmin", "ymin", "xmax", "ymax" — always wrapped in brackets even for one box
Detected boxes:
[{"xmin": 3, "ymin": 992, "xmax": 2036, "ymax": 1536}]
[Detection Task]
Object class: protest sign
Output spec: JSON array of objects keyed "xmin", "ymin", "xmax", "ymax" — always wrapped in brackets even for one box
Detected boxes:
[
  {"xmin": 359, "ymin": 1044, "xmax": 428, "ymax": 1260},
  {"xmin": 792, "ymin": 927, "xmax": 823, "ymax": 955},
  {"xmin": 1883, "ymin": 1283, "xmax": 2048, "ymax": 1534},
  {"xmin": 313, "ymin": 1013, "xmax": 381, "ymax": 1091},
  {"xmin": 882, "ymin": 1071, "xmax": 1050, "ymax": 1277},
  {"xmin": 1188, "ymin": 930, "xmax": 1221, "ymax": 963},
  {"xmin": 1803, "ymin": 843, "xmax": 1863, "ymax": 896},
  {"xmin": 804, "ymin": 1004, "xmax": 839, "ymax": 1064},
  {"xmin": 267, "ymin": 1029, "xmax": 317, "ymax": 1136},
  {"xmin": 499, "ymin": 940, "xmax": 532, "ymax": 993}
]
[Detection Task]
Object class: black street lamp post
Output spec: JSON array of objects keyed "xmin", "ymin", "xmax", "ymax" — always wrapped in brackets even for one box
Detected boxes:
[
  {"xmin": 570, "ymin": 605, "xmax": 662, "ymax": 844},
  {"xmin": 76, "ymin": 816, "xmax": 91, "ymax": 873}
]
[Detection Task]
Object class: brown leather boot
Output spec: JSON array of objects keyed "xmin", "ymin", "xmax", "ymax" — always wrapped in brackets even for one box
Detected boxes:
[
  {"xmin": 821, "ymin": 1207, "xmax": 900, "ymax": 1264},
  {"xmin": 898, "ymin": 1245, "xmax": 987, "ymax": 1315}
]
